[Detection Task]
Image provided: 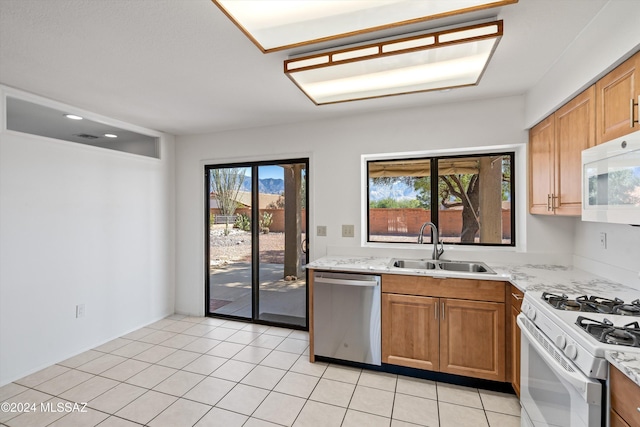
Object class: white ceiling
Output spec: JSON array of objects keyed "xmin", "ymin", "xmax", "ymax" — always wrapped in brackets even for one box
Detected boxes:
[{"xmin": 0, "ymin": 0, "xmax": 612, "ymax": 136}]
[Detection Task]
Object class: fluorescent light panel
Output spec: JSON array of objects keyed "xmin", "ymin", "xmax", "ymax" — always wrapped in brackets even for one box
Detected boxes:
[
  {"xmin": 285, "ymin": 21, "xmax": 503, "ymax": 105},
  {"xmin": 213, "ymin": 0, "xmax": 516, "ymax": 52}
]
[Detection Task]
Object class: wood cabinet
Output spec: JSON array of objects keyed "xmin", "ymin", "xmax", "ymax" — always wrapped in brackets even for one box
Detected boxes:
[
  {"xmin": 529, "ymin": 115, "xmax": 555, "ymax": 215},
  {"xmin": 507, "ymin": 285, "xmax": 524, "ymax": 397},
  {"xmin": 610, "ymin": 365, "xmax": 640, "ymax": 427},
  {"xmin": 382, "ymin": 293, "xmax": 439, "ymax": 371},
  {"xmin": 382, "ymin": 274, "xmax": 506, "ymax": 382},
  {"xmin": 596, "ymin": 51, "xmax": 640, "ymax": 145},
  {"xmin": 529, "ymin": 51, "xmax": 640, "ymax": 216},
  {"xmin": 529, "ymin": 86, "xmax": 596, "ymax": 216},
  {"xmin": 610, "ymin": 410, "xmax": 631, "ymax": 427},
  {"xmin": 440, "ymin": 298, "xmax": 505, "ymax": 380}
]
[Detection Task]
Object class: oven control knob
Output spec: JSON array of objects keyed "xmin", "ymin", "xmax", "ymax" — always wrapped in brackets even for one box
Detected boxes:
[
  {"xmin": 527, "ymin": 306, "xmax": 536, "ymax": 321},
  {"xmin": 564, "ymin": 344, "xmax": 578, "ymax": 360},
  {"xmin": 555, "ymin": 335, "xmax": 567, "ymax": 349}
]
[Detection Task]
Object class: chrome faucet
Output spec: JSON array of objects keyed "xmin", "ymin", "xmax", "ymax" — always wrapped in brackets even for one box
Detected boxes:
[{"xmin": 418, "ymin": 221, "xmax": 444, "ymax": 260}]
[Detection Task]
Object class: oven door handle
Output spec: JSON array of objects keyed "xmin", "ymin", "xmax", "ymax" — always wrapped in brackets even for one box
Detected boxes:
[{"xmin": 517, "ymin": 315, "xmax": 602, "ymax": 405}]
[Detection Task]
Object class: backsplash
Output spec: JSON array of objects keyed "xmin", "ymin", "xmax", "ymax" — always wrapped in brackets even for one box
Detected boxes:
[{"xmin": 573, "ymin": 220, "xmax": 640, "ymax": 290}]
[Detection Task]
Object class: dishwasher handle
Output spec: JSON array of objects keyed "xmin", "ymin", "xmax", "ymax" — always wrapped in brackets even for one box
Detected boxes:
[{"xmin": 314, "ymin": 273, "xmax": 380, "ymax": 287}]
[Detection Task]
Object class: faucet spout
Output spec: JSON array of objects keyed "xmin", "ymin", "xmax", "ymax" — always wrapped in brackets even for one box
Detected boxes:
[{"xmin": 418, "ymin": 221, "xmax": 444, "ymax": 260}]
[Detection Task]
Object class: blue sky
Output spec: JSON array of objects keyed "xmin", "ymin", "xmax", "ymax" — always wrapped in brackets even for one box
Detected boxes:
[{"xmin": 243, "ymin": 165, "xmax": 283, "ymax": 180}]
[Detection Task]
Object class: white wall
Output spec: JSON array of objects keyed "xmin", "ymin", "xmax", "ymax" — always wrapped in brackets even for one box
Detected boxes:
[
  {"xmin": 175, "ymin": 95, "xmax": 575, "ymax": 316},
  {"xmin": 525, "ymin": 0, "xmax": 640, "ymax": 127},
  {"xmin": 572, "ymin": 222, "xmax": 640, "ymax": 289},
  {"xmin": 0, "ymin": 92, "xmax": 176, "ymax": 386}
]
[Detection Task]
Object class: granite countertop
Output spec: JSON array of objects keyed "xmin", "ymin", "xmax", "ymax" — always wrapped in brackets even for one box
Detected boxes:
[
  {"xmin": 306, "ymin": 255, "xmax": 633, "ymax": 294},
  {"xmin": 307, "ymin": 255, "xmax": 640, "ymax": 386}
]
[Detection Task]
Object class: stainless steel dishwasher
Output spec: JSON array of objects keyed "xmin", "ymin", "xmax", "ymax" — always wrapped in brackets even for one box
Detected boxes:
[{"xmin": 313, "ymin": 271, "xmax": 381, "ymax": 366}]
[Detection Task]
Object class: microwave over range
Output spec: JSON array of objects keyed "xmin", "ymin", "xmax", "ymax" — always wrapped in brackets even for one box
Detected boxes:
[{"xmin": 582, "ymin": 130, "xmax": 640, "ymax": 225}]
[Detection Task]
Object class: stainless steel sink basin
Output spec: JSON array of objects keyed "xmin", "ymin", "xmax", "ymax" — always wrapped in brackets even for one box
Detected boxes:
[
  {"xmin": 438, "ymin": 261, "xmax": 493, "ymax": 273},
  {"xmin": 389, "ymin": 259, "xmax": 495, "ymax": 274},
  {"xmin": 392, "ymin": 259, "xmax": 437, "ymax": 269}
]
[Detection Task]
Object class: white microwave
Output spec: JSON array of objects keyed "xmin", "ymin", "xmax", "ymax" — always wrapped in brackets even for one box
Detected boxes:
[{"xmin": 582, "ymin": 130, "xmax": 640, "ymax": 225}]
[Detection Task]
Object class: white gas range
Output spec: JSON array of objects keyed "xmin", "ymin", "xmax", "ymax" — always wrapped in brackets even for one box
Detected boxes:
[{"xmin": 518, "ymin": 288, "xmax": 640, "ymax": 427}]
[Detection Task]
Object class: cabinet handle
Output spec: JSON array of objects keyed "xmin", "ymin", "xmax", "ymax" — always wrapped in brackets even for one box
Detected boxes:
[
  {"xmin": 512, "ymin": 293, "xmax": 523, "ymax": 301},
  {"xmin": 442, "ymin": 302, "xmax": 445, "ymax": 320},
  {"xmin": 547, "ymin": 194, "xmax": 552, "ymax": 211},
  {"xmin": 552, "ymin": 194, "xmax": 558, "ymax": 210},
  {"xmin": 631, "ymin": 97, "xmax": 639, "ymax": 128}
]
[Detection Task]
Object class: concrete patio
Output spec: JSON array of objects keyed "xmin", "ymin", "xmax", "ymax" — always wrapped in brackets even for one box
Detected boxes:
[{"xmin": 209, "ymin": 262, "xmax": 307, "ymax": 327}]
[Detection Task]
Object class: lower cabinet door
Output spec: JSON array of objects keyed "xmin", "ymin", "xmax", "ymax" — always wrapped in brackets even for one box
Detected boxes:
[
  {"xmin": 382, "ymin": 293, "xmax": 439, "ymax": 371},
  {"xmin": 440, "ymin": 298, "xmax": 506, "ymax": 381}
]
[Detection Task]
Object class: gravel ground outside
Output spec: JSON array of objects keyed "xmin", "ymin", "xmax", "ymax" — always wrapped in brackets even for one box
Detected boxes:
[{"xmin": 210, "ymin": 224, "xmax": 303, "ymax": 268}]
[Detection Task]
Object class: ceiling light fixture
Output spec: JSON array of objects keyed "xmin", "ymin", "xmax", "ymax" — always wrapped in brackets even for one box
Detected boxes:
[
  {"xmin": 104, "ymin": 133, "xmax": 118, "ymax": 138},
  {"xmin": 284, "ymin": 20, "xmax": 503, "ymax": 105},
  {"xmin": 212, "ymin": 0, "xmax": 516, "ymax": 52},
  {"xmin": 64, "ymin": 114, "xmax": 83, "ymax": 120}
]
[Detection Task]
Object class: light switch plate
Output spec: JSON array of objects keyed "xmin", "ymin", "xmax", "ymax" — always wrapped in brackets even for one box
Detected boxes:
[
  {"xmin": 317, "ymin": 225, "xmax": 327, "ymax": 237},
  {"xmin": 342, "ymin": 224, "xmax": 355, "ymax": 238}
]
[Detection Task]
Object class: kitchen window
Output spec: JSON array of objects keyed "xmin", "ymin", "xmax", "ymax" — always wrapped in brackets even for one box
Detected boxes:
[{"xmin": 367, "ymin": 152, "xmax": 515, "ymax": 246}]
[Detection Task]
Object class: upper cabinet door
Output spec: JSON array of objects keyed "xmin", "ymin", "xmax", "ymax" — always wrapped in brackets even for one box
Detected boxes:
[
  {"xmin": 554, "ymin": 85, "xmax": 596, "ymax": 215},
  {"xmin": 596, "ymin": 51, "xmax": 640, "ymax": 145},
  {"xmin": 529, "ymin": 115, "xmax": 555, "ymax": 215}
]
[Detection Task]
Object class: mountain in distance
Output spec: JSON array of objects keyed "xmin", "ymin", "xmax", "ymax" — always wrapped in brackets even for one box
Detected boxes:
[
  {"xmin": 369, "ymin": 179, "xmax": 417, "ymax": 201},
  {"xmin": 237, "ymin": 177, "xmax": 417, "ymax": 199},
  {"xmin": 241, "ymin": 177, "xmax": 284, "ymax": 194}
]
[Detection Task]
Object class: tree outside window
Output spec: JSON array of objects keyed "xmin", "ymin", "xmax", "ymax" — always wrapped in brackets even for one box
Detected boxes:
[{"xmin": 367, "ymin": 153, "xmax": 515, "ymax": 246}]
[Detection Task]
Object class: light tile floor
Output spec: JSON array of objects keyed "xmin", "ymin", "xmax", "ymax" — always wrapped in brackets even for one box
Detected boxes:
[{"xmin": 0, "ymin": 315, "xmax": 521, "ymax": 427}]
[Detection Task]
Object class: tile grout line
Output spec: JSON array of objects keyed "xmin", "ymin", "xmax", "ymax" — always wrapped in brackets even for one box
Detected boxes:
[{"xmin": 2, "ymin": 315, "xmax": 521, "ymax": 427}]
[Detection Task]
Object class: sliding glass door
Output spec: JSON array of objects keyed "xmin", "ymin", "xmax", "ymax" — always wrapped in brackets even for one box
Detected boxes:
[
  {"xmin": 205, "ymin": 159, "xmax": 308, "ymax": 329},
  {"xmin": 257, "ymin": 164, "xmax": 307, "ymax": 327},
  {"xmin": 206, "ymin": 165, "xmax": 253, "ymax": 320}
]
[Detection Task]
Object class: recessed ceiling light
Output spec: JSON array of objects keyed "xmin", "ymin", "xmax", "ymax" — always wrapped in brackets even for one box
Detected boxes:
[
  {"xmin": 64, "ymin": 114, "xmax": 83, "ymax": 120},
  {"xmin": 285, "ymin": 20, "xmax": 503, "ymax": 104},
  {"xmin": 104, "ymin": 133, "xmax": 118, "ymax": 138},
  {"xmin": 213, "ymin": 0, "xmax": 516, "ymax": 52}
]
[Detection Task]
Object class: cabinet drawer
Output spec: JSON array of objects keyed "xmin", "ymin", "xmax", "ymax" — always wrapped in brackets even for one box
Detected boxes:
[
  {"xmin": 610, "ymin": 366, "xmax": 640, "ymax": 427},
  {"xmin": 382, "ymin": 274, "xmax": 505, "ymax": 302}
]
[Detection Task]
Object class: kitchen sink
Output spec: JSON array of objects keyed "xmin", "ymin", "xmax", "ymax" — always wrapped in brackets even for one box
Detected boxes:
[
  {"xmin": 392, "ymin": 259, "xmax": 437, "ymax": 269},
  {"xmin": 389, "ymin": 259, "xmax": 495, "ymax": 274},
  {"xmin": 438, "ymin": 261, "xmax": 493, "ymax": 273}
]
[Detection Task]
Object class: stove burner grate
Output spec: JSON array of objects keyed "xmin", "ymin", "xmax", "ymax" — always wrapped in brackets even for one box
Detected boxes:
[
  {"xmin": 576, "ymin": 316, "xmax": 640, "ymax": 348},
  {"xmin": 542, "ymin": 293, "xmax": 639, "ymax": 315},
  {"xmin": 612, "ymin": 299, "xmax": 640, "ymax": 316}
]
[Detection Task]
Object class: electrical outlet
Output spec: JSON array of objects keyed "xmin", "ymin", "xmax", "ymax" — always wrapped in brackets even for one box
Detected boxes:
[
  {"xmin": 317, "ymin": 225, "xmax": 327, "ymax": 237},
  {"xmin": 599, "ymin": 232, "xmax": 607, "ymax": 249},
  {"xmin": 76, "ymin": 304, "xmax": 85, "ymax": 318},
  {"xmin": 342, "ymin": 224, "xmax": 355, "ymax": 238}
]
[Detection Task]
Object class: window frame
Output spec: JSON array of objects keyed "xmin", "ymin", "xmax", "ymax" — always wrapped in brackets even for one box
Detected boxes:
[{"xmin": 365, "ymin": 151, "xmax": 516, "ymax": 247}]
